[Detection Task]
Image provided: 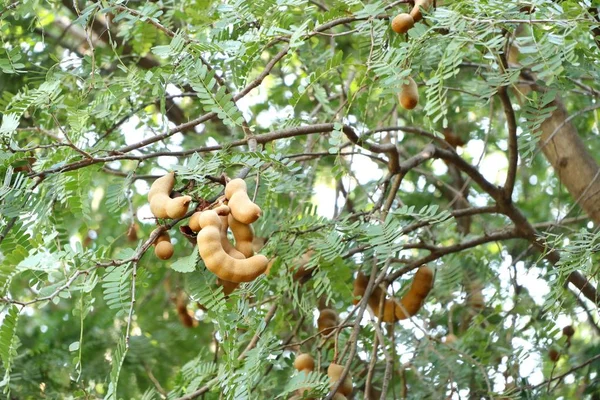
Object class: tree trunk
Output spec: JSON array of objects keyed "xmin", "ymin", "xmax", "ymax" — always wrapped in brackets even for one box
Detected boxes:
[{"xmin": 540, "ymin": 98, "xmax": 600, "ymax": 225}]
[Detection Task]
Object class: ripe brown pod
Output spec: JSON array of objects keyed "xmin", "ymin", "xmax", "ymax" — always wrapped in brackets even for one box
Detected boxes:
[
  {"xmin": 318, "ymin": 309, "xmax": 339, "ymax": 335},
  {"xmin": 548, "ymin": 348, "xmax": 560, "ymax": 362},
  {"xmin": 196, "ymin": 210, "xmax": 268, "ymax": 283},
  {"xmin": 391, "ymin": 13, "xmax": 414, "ymax": 34},
  {"xmin": 212, "ymin": 205, "xmax": 245, "ymax": 258},
  {"xmin": 353, "ymin": 266, "xmax": 434, "ymax": 322},
  {"xmin": 562, "ymin": 325, "xmax": 575, "ymax": 338},
  {"xmin": 216, "ymin": 278, "xmax": 239, "ymax": 296},
  {"xmin": 225, "ymin": 179, "xmax": 262, "ymax": 224},
  {"xmin": 293, "ymin": 250, "xmax": 316, "ymax": 282},
  {"xmin": 399, "ymin": 76, "xmax": 419, "ymax": 110},
  {"xmin": 148, "ymin": 172, "xmax": 192, "ymax": 219},
  {"xmin": 188, "ymin": 212, "xmax": 202, "ymax": 232},
  {"xmin": 293, "ymin": 353, "xmax": 315, "ymax": 371},
  {"xmin": 327, "ymin": 363, "xmax": 353, "ymax": 396},
  {"xmin": 410, "ymin": 0, "xmax": 432, "ymax": 22},
  {"xmin": 444, "ymin": 334, "xmax": 458, "ymax": 344},
  {"xmin": 154, "ymin": 232, "xmax": 174, "ymax": 260},
  {"xmin": 126, "ymin": 223, "xmax": 139, "ymax": 241},
  {"xmin": 176, "ymin": 291, "xmax": 196, "ymax": 328},
  {"xmin": 228, "ymin": 214, "xmax": 255, "ymax": 258}
]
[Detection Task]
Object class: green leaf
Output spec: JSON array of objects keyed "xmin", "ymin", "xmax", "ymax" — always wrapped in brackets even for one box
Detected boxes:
[{"xmin": 171, "ymin": 251, "xmax": 199, "ymax": 273}]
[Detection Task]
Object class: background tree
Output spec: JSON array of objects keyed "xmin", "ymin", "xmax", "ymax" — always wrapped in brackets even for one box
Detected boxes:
[{"xmin": 1, "ymin": 0, "xmax": 599, "ymax": 399}]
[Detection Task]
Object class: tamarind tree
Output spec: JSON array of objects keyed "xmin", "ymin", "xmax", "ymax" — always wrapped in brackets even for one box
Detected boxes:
[{"xmin": 1, "ymin": 0, "xmax": 600, "ymax": 398}]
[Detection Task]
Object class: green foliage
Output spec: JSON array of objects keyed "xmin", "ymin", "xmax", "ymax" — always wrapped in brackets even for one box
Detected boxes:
[
  {"xmin": 1, "ymin": 0, "xmax": 600, "ymax": 399},
  {"xmin": 0, "ymin": 305, "xmax": 19, "ymax": 395},
  {"xmin": 102, "ymin": 263, "xmax": 133, "ymax": 317}
]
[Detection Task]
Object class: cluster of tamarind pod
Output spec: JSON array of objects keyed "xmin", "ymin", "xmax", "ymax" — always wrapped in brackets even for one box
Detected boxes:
[
  {"xmin": 148, "ymin": 172, "xmax": 192, "ymax": 260},
  {"xmin": 147, "ymin": 173, "xmax": 269, "ymax": 295},
  {"xmin": 390, "ymin": 0, "xmax": 432, "ymax": 110},
  {"xmin": 192, "ymin": 179, "xmax": 269, "ymax": 290},
  {"xmin": 291, "ymin": 353, "xmax": 353, "ymax": 400}
]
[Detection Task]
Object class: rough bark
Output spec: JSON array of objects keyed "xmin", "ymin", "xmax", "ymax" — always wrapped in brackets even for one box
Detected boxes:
[{"xmin": 539, "ymin": 98, "xmax": 600, "ymax": 225}]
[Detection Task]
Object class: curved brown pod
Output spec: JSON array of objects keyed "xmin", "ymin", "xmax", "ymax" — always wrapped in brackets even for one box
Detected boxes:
[
  {"xmin": 353, "ymin": 266, "xmax": 434, "ymax": 322},
  {"xmin": 148, "ymin": 172, "xmax": 192, "ymax": 219},
  {"xmin": 228, "ymin": 214, "xmax": 254, "ymax": 258},
  {"xmin": 225, "ymin": 179, "xmax": 261, "ymax": 224},
  {"xmin": 410, "ymin": 0, "xmax": 432, "ymax": 22},
  {"xmin": 399, "ymin": 76, "xmax": 419, "ymax": 110},
  {"xmin": 196, "ymin": 210, "xmax": 268, "ymax": 283},
  {"xmin": 318, "ymin": 308, "xmax": 339, "ymax": 335}
]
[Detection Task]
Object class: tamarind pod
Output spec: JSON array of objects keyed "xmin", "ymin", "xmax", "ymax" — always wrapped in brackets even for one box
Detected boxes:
[
  {"xmin": 318, "ymin": 319, "xmax": 337, "ymax": 334},
  {"xmin": 177, "ymin": 304, "xmax": 195, "ymax": 327},
  {"xmin": 562, "ymin": 325, "xmax": 575, "ymax": 337},
  {"xmin": 214, "ymin": 206, "xmax": 241, "ymax": 256},
  {"xmin": 318, "ymin": 309, "xmax": 339, "ymax": 334},
  {"xmin": 352, "ymin": 272, "xmax": 369, "ymax": 305},
  {"xmin": 353, "ymin": 273, "xmax": 397, "ymax": 322},
  {"xmin": 150, "ymin": 193, "xmax": 170, "ymax": 219},
  {"xmin": 165, "ymin": 195, "xmax": 192, "ymax": 219},
  {"xmin": 126, "ymin": 223, "xmax": 139, "ymax": 241},
  {"xmin": 148, "ymin": 172, "xmax": 174, "ymax": 202},
  {"xmin": 410, "ymin": 265, "xmax": 434, "ymax": 297},
  {"xmin": 319, "ymin": 309, "xmax": 338, "ymax": 322},
  {"xmin": 148, "ymin": 172, "xmax": 191, "ymax": 219},
  {"xmin": 354, "ymin": 266, "xmax": 433, "ymax": 322},
  {"xmin": 154, "ymin": 232, "xmax": 174, "ymax": 260},
  {"xmin": 391, "ymin": 13, "xmax": 414, "ymax": 34},
  {"xmin": 225, "ymin": 179, "xmax": 262, "ymax": 224},
  {"xmin": 332, "ymin": 394, "xmax": 347, "ymax": 400},
  {"xmin": 394, "ymin": 265, "xmax": 434, "ymax": 320},
  {"xmin": 293, "ymin": 353, "xmax": 315, "ymax": 371},
  {"xmin": 216, "ymin": 278, "xmax": 240, "ymax": 296},
  {"xmin": 150, "ymin": 193, "xmax": 192, "ymax": 219},
  {"xmin": 176, "ymin": 291, "xmax": 196, "ymax": 328},
  {"xmin": 410, "ymin": 0, "xmax": 432, "ymax": 22},
  {"xmin": 354, "ymin": 272, "xmax": 395, "ymax": 321},
  {"xmin": 214, "ymin": 204, "xmax": 231, "ymax": 216},
  {"xmin": 293, "ymin": 250, "xmax": 315, "ymax": 282},
  {"xmin": 188, "ymin": 212, "xmax": 202, "ymax": 232},
  {"xmin": 214, "ymin": 207, "xmax": 246, "ymax": 259},
  {"xmin": 395, "ymin": 294, "xmax": 424, "ymax": 320},
  {"xmin": 399, "ymin": 76, "xmax": 419, "ymax": 110},
  {"xmin": 215, "ymin": 239, "xmax": 244, "ymax": 296},
  {"xmin": 155, "ymin": 241, "xmax": 174, "ymax": 260},
  {"xmin": 197, "ymin": 210, "xmax": 268, "ymax": 283},
  {"xmin": 228, "ymin": 214, "xmax": 254, "ymax": 258},
  {"xmin": 368, "ymin": 293, "xmax": 398, "ymax": 323},
  {"xmin": 327, "ymin": 363, "xmax": 353, "ymax": 396}
]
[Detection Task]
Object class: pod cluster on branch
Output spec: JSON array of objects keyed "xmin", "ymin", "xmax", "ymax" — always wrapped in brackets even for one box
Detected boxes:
[
  {"xmin": 148, "ymin": 172, "xmax": 192, "ymax": 260},
  {"xmin": 353, "ymin": 266, "xmax": 434, "ymax": 322},
  {"xmin": 390, "ymin": 1, "xmax": 433, "ymax": 110},
  {"xmin": 195, "ymin": 179, "xmax": 269, "ymax": 286}
]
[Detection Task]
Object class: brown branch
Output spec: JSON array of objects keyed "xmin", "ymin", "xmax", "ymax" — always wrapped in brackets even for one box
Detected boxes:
[
  {"xmin": 497, "ymin": 86, "xmax": 518, "ymax": 198},
  {"xmin": 529, "ymin": 353, "xmax": 600, "ymax": 390}
]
